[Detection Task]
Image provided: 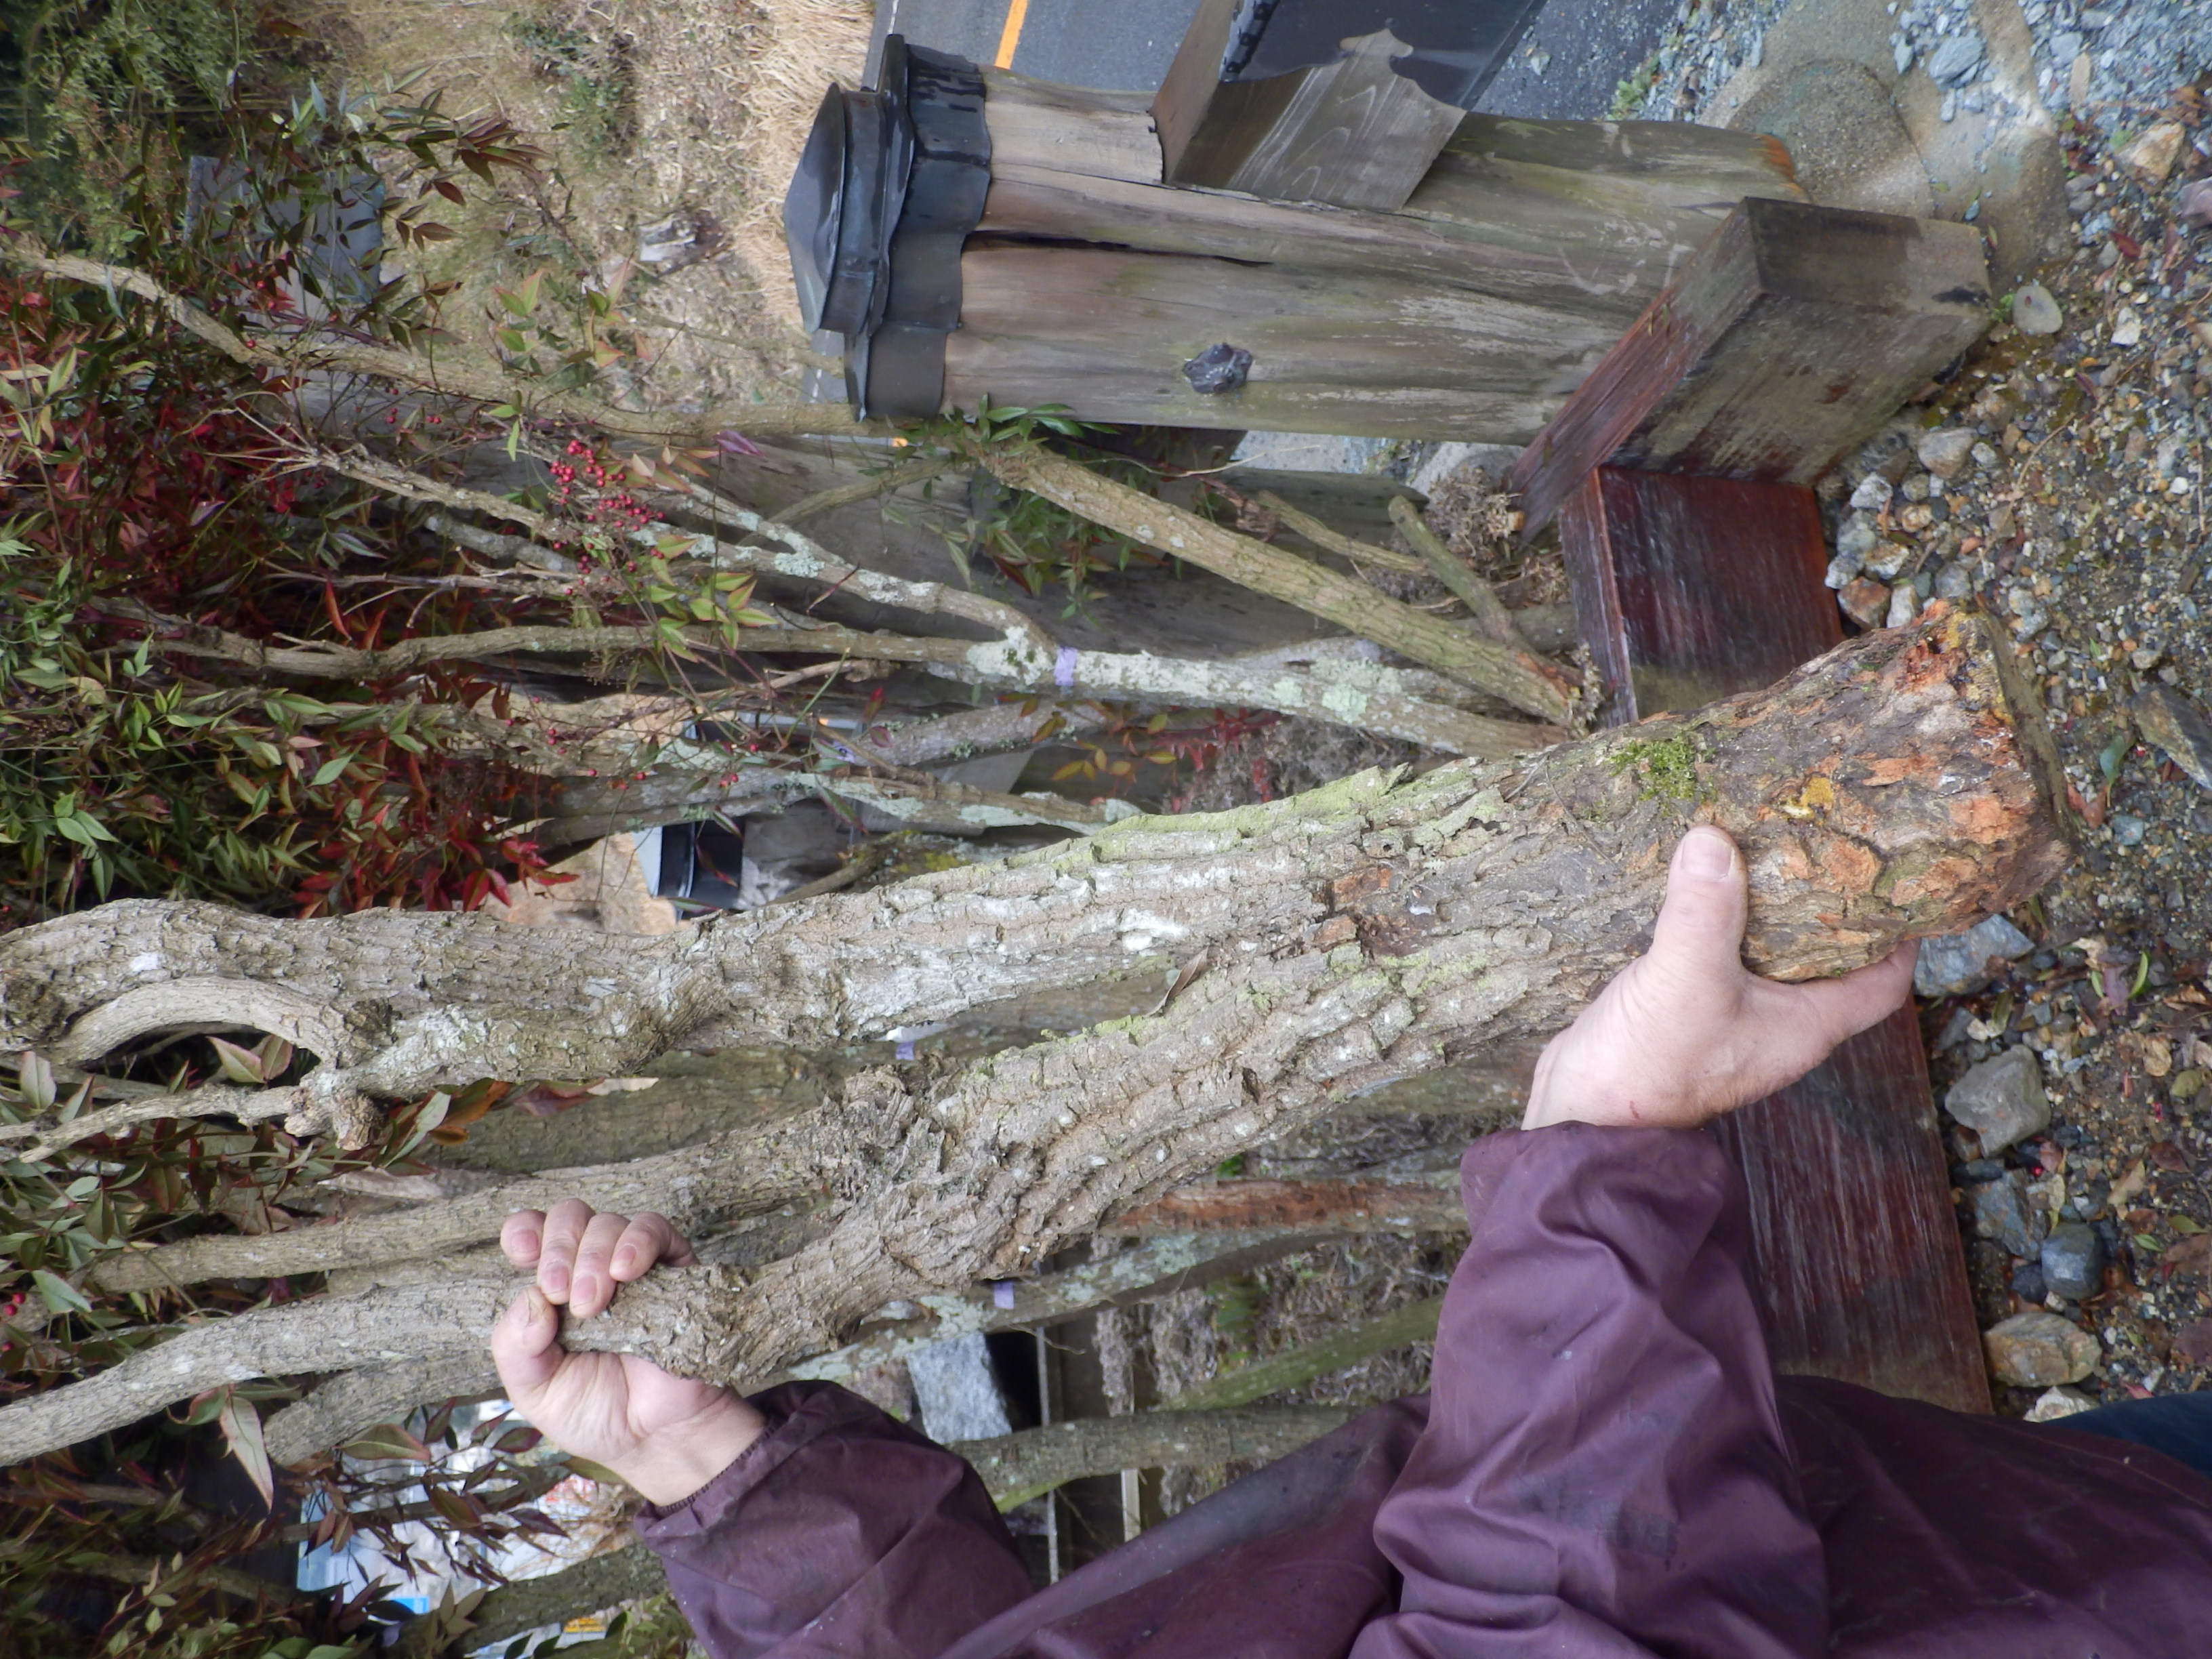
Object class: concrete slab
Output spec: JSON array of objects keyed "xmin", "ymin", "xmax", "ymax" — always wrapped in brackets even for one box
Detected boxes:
[{"xmin": 1709, "ymin": 0, "xmax": 2069, "ymax": 287}]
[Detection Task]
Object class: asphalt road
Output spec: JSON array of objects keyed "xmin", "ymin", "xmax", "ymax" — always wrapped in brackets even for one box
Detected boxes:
[{"xmin": 867, "ymin": 0, "xmax": 1680, "ymax": 119}]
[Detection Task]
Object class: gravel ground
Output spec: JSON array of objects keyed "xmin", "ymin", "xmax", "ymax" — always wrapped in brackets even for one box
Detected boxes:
[{"xmin": 1851, "ymin": 110, "xmax": 2212, "ymax": 1416}]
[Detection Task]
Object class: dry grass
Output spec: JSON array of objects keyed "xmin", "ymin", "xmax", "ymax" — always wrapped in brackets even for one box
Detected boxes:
[{"xmin": 300, "ymin": 0, "xmax": 869, "ymax": 403}]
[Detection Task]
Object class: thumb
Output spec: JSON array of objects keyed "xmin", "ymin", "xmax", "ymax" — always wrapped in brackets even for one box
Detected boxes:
[
  {"xmin": 1645, "ymin": 826, "xmax": 1748, "ymax": 989},
  {"xmin": 491, "ymin": 1285, "xmax": 564, "ymax": 1401}
]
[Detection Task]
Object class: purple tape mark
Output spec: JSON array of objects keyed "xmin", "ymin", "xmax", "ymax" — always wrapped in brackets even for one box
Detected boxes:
[
  {"xmin": 992, "ymin": 1280, "xmax": 1017, "ymax": 1310},
  {"xmin": 1054, "ymin": 646, "xmax": 1079, "ymax": 689},
  {"xmin": 895, "ymin": 1040, "xmax": 916, "ymax": 1061}
]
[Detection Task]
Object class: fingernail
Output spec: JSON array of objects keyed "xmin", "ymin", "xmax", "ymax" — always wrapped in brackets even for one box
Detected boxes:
[
  {"xmin": 544, "ymin": 1265, "xmax": 568, "ymax": 1297},
  {"xmin": 613, "ymin": 1247, "xmax": 636, "ymax": 1275},
  {"xmin": 575, "ymin": 1272, "xmax": 598, "ymax": 1307},
  {"xmin": 1677, "ymin": 826, "xmax": 1734, "ymax": 880}
]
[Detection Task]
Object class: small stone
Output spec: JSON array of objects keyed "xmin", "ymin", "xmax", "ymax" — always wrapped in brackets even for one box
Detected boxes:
[
  {"xmin": 1927, "ymin": 33, "xmax": 1983, "ymax": 85},
  {"xmin": 1824, "ymin": 552, "xmax": 1862, "ymax": 589},
  {"xmin": 1837, "ymin": 517, "xmax": 1882, "ymax": 562},
  {"xmin": 2118, "ymin": 120, "xmax": 2186, "ymax": 186},
  {"xmin": 1839, "ymin": 576, "xmax": 1890, "ymax": 630},
  {"xmin": 1934, "ymin": 561, "xmax": 1974, "ymax": 602},
  {"xmin": 2133, "ymin": 684, "xmax": 2212, "ymax": 792},
  {"xmin": 2011, "ymin": 283, "xmax": 2063, "ymax": 335},
  {"xmin": 1914, "ymin": 912, "xmax": 2035, "ymax": 996},
  {"xmin": 1885, "ymin": 583, "xmax": 1921, "ymax": 628},
  {"xmin": 2041, "ymin": 1221, "xmax": 2108, "ymax": 1300},
  {"xmin": 1969, "ymin": 1171, "xmax": 2047, "ymax": 1258},
  {"xmin": 1849, "ymin": 474, "xmax": 1895, "ymax": 512},
  {"xmin": 2110, "ymin": 308, "xmax": 2142, "ymax": 349},
  {"xmin": 2131, "ymin": 644, "xmax": 2165, "ymax": 672},
  {"xmin": 1985, "ymin": 1309, "xmax": 2099, "ymax": 1387},
  {"xmin": 2010, "ymin": 1260, "xmax": 2049, "ymax": 1304},
  {"xmin": 2024, "ymin": 1385, "xmax": 2100, "ymax": 1422},
  {"xmin": 1917, "ymin": 428, "xmax": 1976, "ymax": 479},
  {"xmin": 2182, "ymin": 180, "xmax": 2212, "ymax": 232},
  {"xmin": 1893, "ymin": 39, "xmax": 1914, "ymax": 75},
  {"xmin": 1970, "ymin": 441, "xmax": 1998, "ymax": 470},
  {"xmin": 1864, "ymin": 540, "xmax": 1916, "ymax": 580},
  {"xmin": 2110, "ymin": 813, "xmax": 2148, "ymax": 846},
  {"xmin": 1945, "ymin": 1045, "xmax": 2051, "ymax": 1155}
]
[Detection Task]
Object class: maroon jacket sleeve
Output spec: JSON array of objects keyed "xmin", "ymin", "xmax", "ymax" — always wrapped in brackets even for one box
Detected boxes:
[
  {"xmin": 632, "ymin": 1380, "xmax": 1035, "ymax": 1659},
  {"xmin": 1351, "ymin": 1124, "xmax": 1830, "ymax": 1658}
]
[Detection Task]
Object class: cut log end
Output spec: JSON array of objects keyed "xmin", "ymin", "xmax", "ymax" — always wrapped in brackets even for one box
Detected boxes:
[{"xmin": 1529, "ymin": 603, "xmax": 2071, "ymax": 981}]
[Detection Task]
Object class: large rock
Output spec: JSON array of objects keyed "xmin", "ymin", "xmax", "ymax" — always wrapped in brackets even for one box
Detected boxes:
[
  {"xmin": 1732, "ymin": 60, "xmax": 1933, "ymax": 218},
  {"xmin": 1985, "ymin": 1309, "xmax": 2098, "ymax": 1387},
  {"xmin": 1914, "ymin": 913, "xmax": 2036, "ymax": 996},
  {"xmin": 1944, "ymin": 1046, "xmax": 2050, "ymax": 1154}
]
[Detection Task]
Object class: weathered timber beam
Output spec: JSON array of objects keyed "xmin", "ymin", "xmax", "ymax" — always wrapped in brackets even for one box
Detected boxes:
[
  {"xmin": 1511, "ymin": 197, "xmax": 1991, "ymax": 536},
  {"xmin": 1154, "ymin": 22, "xmax": 1467, "ymax": 211}
]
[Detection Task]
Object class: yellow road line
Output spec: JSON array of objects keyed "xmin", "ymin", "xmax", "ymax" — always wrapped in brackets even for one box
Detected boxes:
[{"xmin": 993, "ymin": 0, "xmax": 1031, "ymax": 68}]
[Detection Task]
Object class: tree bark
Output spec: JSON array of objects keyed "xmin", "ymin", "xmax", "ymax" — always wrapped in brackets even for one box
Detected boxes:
[{"xmin": 0, "ymin": 609, "xmax": 2069, "ymax": 1462}]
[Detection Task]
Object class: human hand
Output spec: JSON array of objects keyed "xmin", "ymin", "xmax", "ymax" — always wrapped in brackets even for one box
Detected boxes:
[
  {"xmin": 1522, "ymin": 825, "xmax": 1916, "ymax": 1132},
  {"xmin": 491, "ymin": 1200, "xmax": 764, "ymax": 1506}
]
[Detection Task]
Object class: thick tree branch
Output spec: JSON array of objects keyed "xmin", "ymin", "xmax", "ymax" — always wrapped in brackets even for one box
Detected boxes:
[{"xmin": 323, "ymin": 457, "xmax": 1544, "ymax": 757}]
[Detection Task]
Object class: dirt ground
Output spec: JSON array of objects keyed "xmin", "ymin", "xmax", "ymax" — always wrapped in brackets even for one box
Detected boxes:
[{"xmin": 300, "ymin": 0, "xmax": 867, "ymax": 401}]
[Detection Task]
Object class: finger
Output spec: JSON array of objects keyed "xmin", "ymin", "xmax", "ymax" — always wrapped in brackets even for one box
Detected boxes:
[
  {"xmin": 501, "ymin": 1210, "xmax": 547, "ymax": 1270},
  {"xmin": 610, "ymin": 1212, "xmax": 693, "ymax": 1282},
  {"xmin": 537, "ymin": 1198, "xmax": 596, "ymax": 1304},
  {"xmin": 1645, "ymin": 827, "xmax": 1749, "ymax": 988},
  {"xmin": 569, "ymin": 1211, "xmax": 634, "ymax": 1319},
  {"xmin": 489, "ymin": 1286, "xmax": 563, "ymax": 1401},
  {"xmin": 1794, "ymin": 939, "xmax": 1919, "ymax": 1046}
]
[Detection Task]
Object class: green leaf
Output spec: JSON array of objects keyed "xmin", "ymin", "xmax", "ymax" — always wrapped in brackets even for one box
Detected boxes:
[
  {"xmin": 30, "ymin": 1269, "xmax": 90, "ymax": 1315},
  {"xmin": 18, "ymin": 1052, "xmax": 55, "ymax": 1113},
  {"xmin": 560, "ymin": 1455, "xmax": 627, "ymax": 1486},
  {"xmin": 342, "ymin": 1423, "xmax": 434, "ymax": 1464},
  {"xmin": 208, "ymin": 1036, "xmax": 267, "ymax": 1085},
  {"xmin": 311, "ymin": 755, "xmax": 350, "ymax": 787},
  {"xmin": 218, "ymin": 1389, "xmax": 276, "ymax": 1509}
]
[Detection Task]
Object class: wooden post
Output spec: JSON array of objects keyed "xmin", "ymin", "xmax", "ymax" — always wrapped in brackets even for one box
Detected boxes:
[
  {"xmin": 1511, "ymin": 197, "xmax": 1991, "ymax": 536},
  {"xmin": 931, "ymin": 71, "xmax": 1807, "ymax": 443}
]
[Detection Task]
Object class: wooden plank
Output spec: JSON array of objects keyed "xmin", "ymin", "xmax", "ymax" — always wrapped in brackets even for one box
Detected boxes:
[
  {"xmin": 979, "ymin": 68, "xmax": 1162, "ymax": 185},
  {"xmin": 1202, "ymin": 30, "xmax": 1466, "ymax": 211},
  {"xmin": 1712, "ymin": 1013, "xmax": 1993, "ymax": 1414},
  {"xmin": 1559, "ymin": 468, "xmax": 1836, "ymax": 724},
  {"xmin": 976, "ymin": 130, "xmax": 1803, "ymax": 321},
  {"xmin": 944, "ymin": 244, "xmax": 1619, "ymax": 441},
  {"xmin": 1555, "ymin": 465, "xmax": 1988, "ymax": 1411},
  {"xmin": 1510, "ymin": 197, "xmax": 1990, "ymax": 535}
]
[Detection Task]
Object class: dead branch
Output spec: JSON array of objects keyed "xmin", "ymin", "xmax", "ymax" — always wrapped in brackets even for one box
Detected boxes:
[
  {"xmin": 959, "ymin": 1405, "xmax": 1355, "ymax": 1509},
  {"xmin": 1, "ymin": 242, "xmax": 874, "ymax": 444},
  {"xmin": 1387, "ymin": 495, "xmax": 1530, "ymax": 651},
  {"xmin": 977, "ymin": 444, "xmax": 1575, "ymax": 723}
]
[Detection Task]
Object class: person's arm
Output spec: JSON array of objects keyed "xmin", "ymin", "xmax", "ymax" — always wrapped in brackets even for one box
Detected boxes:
[
  {"xmin": 1353, "ymin": 826, "xmax": 1914, "ymax": 1659},
  {"xmin": 490, "ymin": 1204, "xmax": 1032, "ymax": 1659}
]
